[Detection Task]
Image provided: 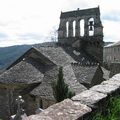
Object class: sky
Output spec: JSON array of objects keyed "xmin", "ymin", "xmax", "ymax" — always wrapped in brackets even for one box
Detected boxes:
[{"xmin": 0, "ymin": 0, "xmax": 120, "ymax": 47}]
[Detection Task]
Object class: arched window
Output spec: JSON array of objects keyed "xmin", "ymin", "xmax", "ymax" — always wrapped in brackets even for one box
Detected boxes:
[
  {"xmin": 88, "ymin": 18, "xmax": 94, "ymax": 36},
  {"xmin": 80, "ymin": 19, "xmax": 85, "ymax": 36},
  {"xmin": 73, "ymin": 20, "xmax": 76, "ymax": 37},
  {"xmin": 66, "ymin": 21, "xmax": 69, "ymax": 37}
]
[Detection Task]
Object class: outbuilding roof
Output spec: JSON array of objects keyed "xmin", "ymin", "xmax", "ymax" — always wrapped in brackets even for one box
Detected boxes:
[
  {"xmin": 0, "ymin": 57, "xmax": 44, "ymax": 84},
  {"xmin": 72, "ymin": 64, "xmax": 98, "ymax": 85}
]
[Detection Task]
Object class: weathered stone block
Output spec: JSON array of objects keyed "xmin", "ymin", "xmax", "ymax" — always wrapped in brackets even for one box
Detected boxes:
[
  {"xmin": 28, "ymin": 99, "xmax": 91, "ymax": 120},
  {"xmin": 72, "ymin": 90, "xmax": 107, "ymax": 108},
  {"xmin": 101, "ymin": 78, "xmax": 120, "ymax": 87},
  {"xmin": 112, "ymin": 73, "xmax": 120, "ymax": 81},
  {"xmin": 90, "ymin": 84, "xmax": 119, "ymax": 94}
]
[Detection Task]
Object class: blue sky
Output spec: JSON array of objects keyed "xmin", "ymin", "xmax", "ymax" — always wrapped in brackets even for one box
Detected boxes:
[{"xmin": 0, "ymin": 0, "xmax": 120, "ymax": 47}]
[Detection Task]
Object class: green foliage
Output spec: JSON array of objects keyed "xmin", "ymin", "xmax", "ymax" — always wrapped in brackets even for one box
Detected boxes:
[
  {"xmin": 51, "ymin": 66, "xmax": 75, "ymax": 102},
  {"xmin": 93, "ymin": 96, "xmax": 120, "ymax": 120},
  {"xmin": 0, "ymin": 45, "xmax": 31, "ymax": 70}
]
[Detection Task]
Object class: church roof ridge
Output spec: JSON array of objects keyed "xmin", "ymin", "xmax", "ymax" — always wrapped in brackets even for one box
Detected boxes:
[{"xmin": 71, "ymin": 62, "xmax": 99, "ymax": 67}]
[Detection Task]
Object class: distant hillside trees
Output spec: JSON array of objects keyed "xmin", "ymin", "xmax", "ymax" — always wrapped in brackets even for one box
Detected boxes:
[
  {"xmin": 48, "ymin": 26, "xmax": 58, "ymax": 43},
  {"xmin": 0, "ymin": 45, "xmax": 31, "ymax": 70},
  {"xmin": 52, "ymin": 66, "xmax": 75, "ymax": 102}
]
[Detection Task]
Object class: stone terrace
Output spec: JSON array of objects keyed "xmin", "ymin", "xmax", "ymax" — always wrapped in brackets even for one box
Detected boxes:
[{"xmin": 25, "ymin": 73, "xmax": 120, "ymax": 120}]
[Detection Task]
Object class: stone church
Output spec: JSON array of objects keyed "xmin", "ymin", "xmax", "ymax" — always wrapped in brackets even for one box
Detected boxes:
[{"xmin": 0, "ymin": 6, "xmax": 105, "ymax": 119}]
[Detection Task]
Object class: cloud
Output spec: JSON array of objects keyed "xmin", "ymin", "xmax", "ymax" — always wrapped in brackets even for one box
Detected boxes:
[
  {"xmin": 18, "ymin": 33, "xmax": 43, "ymax": 40},
  {"xmin": 0, "ymin": 33, "xmax": 8, "ymax": 38},
  {"xmin": 102, "ymin": 10, "xmax": 120, "ymax": 21},
  {"xmin": 103, "ymin": 20, "xmax": 120, "ymax": 42},
  {"xmin": 0, "ymin": 0, "xmax": 120, "ymax": 47},
  {"xmin": 0, "ymin": 36, "xmax": 47, "ymax": 47}
]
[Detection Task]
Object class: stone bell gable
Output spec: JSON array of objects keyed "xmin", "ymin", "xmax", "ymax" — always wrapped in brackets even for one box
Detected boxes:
[{"xmin": 58, "ymin": 6, "xmax": 104, "ymax": 65}]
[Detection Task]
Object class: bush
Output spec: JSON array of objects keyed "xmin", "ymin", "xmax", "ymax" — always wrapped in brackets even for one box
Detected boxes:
[
  {"xmin": 51, "ymin": 66, "xmax": 75, "ymax": 102},
  {"xmin": 93, "ymin": 96, "xmax": 120, "ymax": 120}
]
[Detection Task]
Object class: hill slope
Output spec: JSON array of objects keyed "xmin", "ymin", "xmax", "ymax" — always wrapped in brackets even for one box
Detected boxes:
[{"xmin": 0, "ymin": 45, "xmax": 32, "ymax": 70}]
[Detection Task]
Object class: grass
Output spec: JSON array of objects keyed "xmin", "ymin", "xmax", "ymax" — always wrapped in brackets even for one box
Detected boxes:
[{"xmin": 92, "ymin": 96, "xmax": 120, "ymax": 120}]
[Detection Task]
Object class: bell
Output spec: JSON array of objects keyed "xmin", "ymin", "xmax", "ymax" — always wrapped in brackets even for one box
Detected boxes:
[
  {"xmin": 89, "ymin": 26, "xmax": 93, "ymax": 31},
  {"xmin": 89, "ymin": 21, "xmax": 93, "ymax": 26},
  {"xmin": 89, "ymin": 21, "xmax": 93, "ymax": 31}
]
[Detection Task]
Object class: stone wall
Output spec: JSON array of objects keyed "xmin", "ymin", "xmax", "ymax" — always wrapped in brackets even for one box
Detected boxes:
[
  {"xmin": 0, "ymin": 84, "xmax": 38, "ymax": 119},
  {"xmin": 0, "ymin": 85, "xmax": 10, "ymax": 120},
  {"xmin": 84, "ymin": 39, "xmax": 103, "ymax": 65},
  {"xmin": 27, "ymin": 73, "xmax": 120, "ymax": 120},
  {"xmin": 109, "ymin": 62, "xmax": 120, "ymax": 78}
]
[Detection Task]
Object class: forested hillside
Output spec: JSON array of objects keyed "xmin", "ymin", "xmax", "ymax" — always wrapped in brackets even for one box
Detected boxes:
[{"xmin": 0, "ymin": 45, "xmax": 32, "ymax": 70}]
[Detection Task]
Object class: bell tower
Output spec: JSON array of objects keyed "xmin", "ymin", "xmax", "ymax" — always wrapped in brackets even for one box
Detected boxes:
[{"xmin": 58, "ymin": 6, "xmax": 104, "ymax": 65}]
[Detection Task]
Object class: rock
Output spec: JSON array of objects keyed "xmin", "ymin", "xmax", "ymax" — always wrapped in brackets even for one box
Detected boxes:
[
  {"xmin": 35, "ymin": 108, "xmax": 43, "ymax": 114},
  {"xmin": 72, "ymin": 90, "xmax": 107, "ymax": 108},
  {"xmin": 90, "ymin": 84, "xmax": 119, "ymax": 94},
  {"xmin": 28, "ymin": 99, "xmax": 91, "ymax": 120},
  {"xmin": 101, "ymin": 79, "xmax": 120, "ymax": 87},
  {"xmin": 112, "ymin": 73, "xmax": 120, "ymax": 81}
]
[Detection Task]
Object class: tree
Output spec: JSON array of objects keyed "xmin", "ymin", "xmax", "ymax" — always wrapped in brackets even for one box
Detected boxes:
[
  {"xmin": 48, "ymin": 26, "xmax": 58, "ymax": 43},
  {"xmin": 51, "ymin": 66, "xmax": 75, "ymax": 102}
]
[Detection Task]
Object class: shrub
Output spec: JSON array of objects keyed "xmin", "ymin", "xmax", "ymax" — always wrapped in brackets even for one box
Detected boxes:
[
  {"xmin": 51, "ymin": 66, "xmax": 75, "ymax": 102},
  {"xmin": 93, "ymin": 96, "xmax": 120, "ymax": 120}
]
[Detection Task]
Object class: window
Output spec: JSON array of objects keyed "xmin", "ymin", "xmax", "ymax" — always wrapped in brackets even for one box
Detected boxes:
[
  {"xmin": 73, "ymin": 20, "xmax": 76, "ymax": 37},
  {"xmin": 39, "ymin": 99, "xmax": 43, "ymax": 109}
]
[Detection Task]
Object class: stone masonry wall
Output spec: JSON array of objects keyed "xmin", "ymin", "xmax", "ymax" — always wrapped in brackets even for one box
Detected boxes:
[
  {"xmin": 27, "ymin": 73, "xmax": 120, "ymax": 120},
  {"xmin": 0, "ymin": 85, "xmax": 10, "ymax": 120},
  {"xmin": 109, "ymin": 62, "xmax": 120, "ymax": 78},
  {"xmin": 0, "ymin": 84, "xmax": 38, "ymax": 120}
]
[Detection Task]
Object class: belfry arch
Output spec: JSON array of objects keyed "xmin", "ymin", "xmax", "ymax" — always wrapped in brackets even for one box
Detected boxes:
[
  {"xmin": 88, "ymin": 18, "xmax": 94, "ymax": 36},
  {"xmin": 80, "ymin": 19, "xmax": 85, "ymax": 37},
  {"xmin": 66, "ymin": 21, "xmax": 69, "ymax": 37},
  {"xmin": 58, "ymin": 6, "xmax": 103, "ymax": 41},
  {"xmin": 73, "ymin": 20, "xmax": 76, "ymax": 37}
]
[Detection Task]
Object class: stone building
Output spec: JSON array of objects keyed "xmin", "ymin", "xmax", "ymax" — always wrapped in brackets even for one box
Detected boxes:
[
  {"xmin": 0, "ymin": 6, "xmax": 105, "ymax": 119},
  {"xmin": 103, "ymin": 41, "xmax": 120, "ymax": 69},
  {"xmin": 58, "ymin": 6, "xmax": 103, "ymax": 65}
]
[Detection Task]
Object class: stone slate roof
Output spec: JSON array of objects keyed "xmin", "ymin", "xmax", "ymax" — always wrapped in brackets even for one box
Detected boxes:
[
  {"xmin": 30, "ymin": 65, "xmax": 58, "ymax": 100},
  {"xmin": 72, "ymin": 64, "xmax": 98, "ymax": 85},
  {"xmin": 60, "ymin": 7, "xmax": 100, "ymax": 18},
  {"xmin": 30, "ymin": 65, "xmax": 87, "ymax": 100},
  {"xmin": 101, "ymin": 66, "xmax": 110, "ymax": 80},
  {"xmin": 34, "ymin": 46, "xmax": 96, "ymax": 66},
  {"xmin": 0, "ymin": 46, "xmax": 100, "ymax": 100},
  {"xmin": 0, "ymin": 57, "xmax": 44, "ymax": 84},
  {"xmin": 31, "ymin": 83, "xmax": 55, "ymax": 100}
]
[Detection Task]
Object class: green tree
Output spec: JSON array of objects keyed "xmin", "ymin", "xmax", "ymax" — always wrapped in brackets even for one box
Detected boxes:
[{"xmin": 51, "ymin": 66, "xmax": 75, "ymax": 102}]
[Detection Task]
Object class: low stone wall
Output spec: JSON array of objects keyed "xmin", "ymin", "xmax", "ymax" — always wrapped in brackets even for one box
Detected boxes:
[{"xmin": 27, "ymin": 73, "xmax": 120, "ymax": 120}]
